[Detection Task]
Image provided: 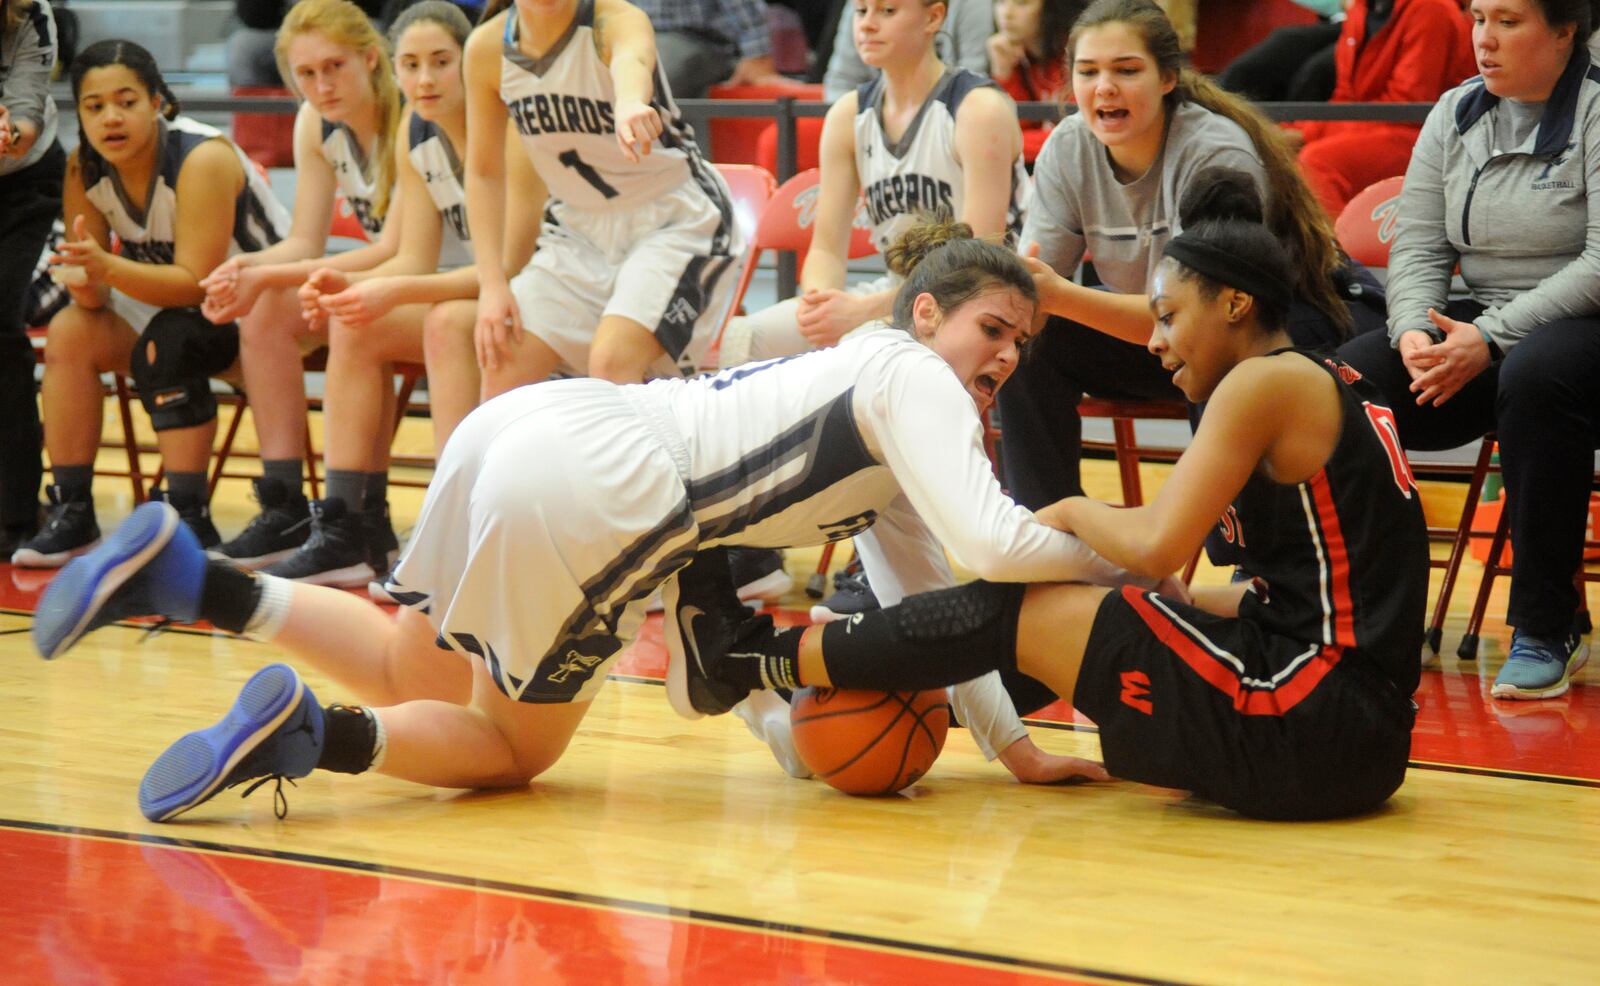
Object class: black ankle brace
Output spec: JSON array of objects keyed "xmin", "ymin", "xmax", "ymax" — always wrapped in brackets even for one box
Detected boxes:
[
  {"xmin": 818, "ymin": 580, "xmax": 1027, "ymax": 691},
  {"xmin": 318, "ymin": 705, "xmax": 378, "ymax": 774},
  {"xmin": 199, "ymin": 560, "xmax": 264, "ymax": 635}
]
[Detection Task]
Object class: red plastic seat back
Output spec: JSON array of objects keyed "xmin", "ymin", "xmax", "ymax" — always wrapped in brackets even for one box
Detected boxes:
[{"xmin": 1336, "ymin": 176, "xmax": 1405, "ymax": 269}]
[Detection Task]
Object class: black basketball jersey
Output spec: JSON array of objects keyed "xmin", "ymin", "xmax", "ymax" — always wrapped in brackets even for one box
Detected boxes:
[{"xmin": 1226, "ymin": 350, "xmax": 1429, "ymax": 694}]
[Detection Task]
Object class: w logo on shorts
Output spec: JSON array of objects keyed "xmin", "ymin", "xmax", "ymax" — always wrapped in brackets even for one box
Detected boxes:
[
  {"xmin": 1120, "ymin": 671, "xmax": 1154, "ymax": 715},
  {"xmin": 663, "ymin": 297, "xmax": 699, "ymax": 326}
]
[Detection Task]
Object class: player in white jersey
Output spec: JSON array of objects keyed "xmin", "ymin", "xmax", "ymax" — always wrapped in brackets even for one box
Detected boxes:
[
  {"xmin": 718, "ymin": 0, "xmax": 1029, "ymax": 369},
  {"xmin": 463, "ymin": 0, "xmax": 742, "ymax": 394},
  {"xmin": 12, "ymin": 40, "xmax": 291, "ymax": 568},
  {"xmin": 197, "ymin": 0, "xmax": 411, "ymax": 573},
  {"xmin": 267, "ymin": 3, "xmax": 542, "ymax": 587},
  {"xmin": 39, "ymin": 224, "xmax": 1137, "ymax": 823}
]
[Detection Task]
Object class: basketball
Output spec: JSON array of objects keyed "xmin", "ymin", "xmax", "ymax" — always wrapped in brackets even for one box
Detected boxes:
[{"xmin": 790, "ymin": 687, "xmax": 950, "ymax": 796}]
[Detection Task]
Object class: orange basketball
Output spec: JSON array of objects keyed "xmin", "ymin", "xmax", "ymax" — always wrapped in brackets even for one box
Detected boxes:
[{"xmin": 790, "ymin": 687, "xmax": 950, "ymax": 796}]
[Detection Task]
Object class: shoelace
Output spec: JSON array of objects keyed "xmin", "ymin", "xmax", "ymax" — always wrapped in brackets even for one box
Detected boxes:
[{"xmin": 236, "ymin": 775, "xmax": 297, "ymax": 819}]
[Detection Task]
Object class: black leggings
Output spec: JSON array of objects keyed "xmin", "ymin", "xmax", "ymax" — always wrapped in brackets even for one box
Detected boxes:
[
  {"xmin": 1338, "ymin": 304, "xmax": 1600, "ymax": 636},
  {"xmin": 0, "ymin": 143, "xmax": 64, "ymax": 530}
]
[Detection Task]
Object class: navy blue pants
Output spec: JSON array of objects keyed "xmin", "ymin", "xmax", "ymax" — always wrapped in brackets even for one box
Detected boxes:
[
  {"xmin": 0, "ymin": 142, "xmax": 63, "ymax": 532},
  {"xmin": 1338, "ymin": 301, "xmax": 1600, "ymax": 637}
]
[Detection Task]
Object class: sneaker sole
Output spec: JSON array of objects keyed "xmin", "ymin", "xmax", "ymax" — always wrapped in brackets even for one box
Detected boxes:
[
  {"xmin": 268, "ymin": 561, "xmax": 379, "ymax": 590},
  {"xmin": 12, "ymin": 537, "xmax": 103, "ymax": 569},
  {"xmin": 735, "ymin": 569, "xmax": 794, "ymax": 604},
  {"xmin": 32, "ymin": 504, "xmax": 175, "ymax": 661},
  {"xmin": 1491, "ymin": 644, "xmax": 1590, "ymax": 701},
  {"xmin": 210, "ymin": 546, "xmax": 298, "ymax": 569},
  {"xmin": 139, "ymin": 663, "xmax": 305, "ymax": 822},
  {"xmin": 660, "ymin": 576, "xmax": 703, "ymax": 721}
]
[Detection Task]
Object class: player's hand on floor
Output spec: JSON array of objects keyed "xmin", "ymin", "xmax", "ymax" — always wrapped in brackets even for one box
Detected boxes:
[{"xmin": 998, "ymin": 735, "xmax": 1112, "ymax": 785}]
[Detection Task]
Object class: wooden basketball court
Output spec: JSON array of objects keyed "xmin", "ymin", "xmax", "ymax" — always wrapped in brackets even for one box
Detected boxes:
[{"xmin": 3, "ymin": 428, "xmax": 1597, "ymax": 984}]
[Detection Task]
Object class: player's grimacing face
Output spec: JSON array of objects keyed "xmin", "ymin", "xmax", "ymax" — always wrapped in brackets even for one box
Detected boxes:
[
  {"xmin": 396, "ymin": 22, "xmax": 465, "ymax": 122},
  {"xmin": 1147, "ymin": 259, "xmax": 1233, "ymax": 402},
  {"xmin": 916, "ymin": 286, "xmax": 1034, "ymax": 415}
]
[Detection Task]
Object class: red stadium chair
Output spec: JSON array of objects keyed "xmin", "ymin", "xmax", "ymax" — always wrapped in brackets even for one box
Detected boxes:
[
  {"xmin": 328, "ymin": 193, "xmax": 371, "ymax": 243},
  {"xmin": 704, "ymin": 163, "xmax": 778, "ymax": 363},
  {"xmin": 1335, "ymin": 175, "xmax": 1404, "ymax": 269},
  {"xmin": 753, "ymin": 167, "xmax": 875, "ymax": 274}
]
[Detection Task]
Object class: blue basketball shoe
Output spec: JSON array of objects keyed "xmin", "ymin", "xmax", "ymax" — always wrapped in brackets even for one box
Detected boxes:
[
  {"xmin": 32, "ymin": 501, "xmax": 206, "ymax": 661},
  {"xmin": 140, "ymin": 663, "xmax": 325, "ymax": 822}
]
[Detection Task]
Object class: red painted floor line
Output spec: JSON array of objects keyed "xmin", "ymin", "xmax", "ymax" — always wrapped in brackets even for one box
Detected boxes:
[{"xmin": 1, "ymin": 825, "xmax": 1114, "ymax": 986}]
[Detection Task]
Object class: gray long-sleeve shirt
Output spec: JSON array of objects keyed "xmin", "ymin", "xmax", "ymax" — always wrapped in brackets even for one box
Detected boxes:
[
  {"xmin": 0, "ymin": 0, "xmax": 57, "ymax": 176},
  {"xmin": 823, "ymin": 0, "xmax": 992, "ymax": 101},
  {"xmin": 1021, "ymin": 101, "xmax": 1266, "ymax": 295},
  {"xmin": 1386, "ymin": 49, "xmax": 1600, "ymax": 351}
]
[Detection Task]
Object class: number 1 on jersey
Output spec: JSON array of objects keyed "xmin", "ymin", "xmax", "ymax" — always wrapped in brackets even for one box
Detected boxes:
[
  {"xmin": 558, "ymin": 149, "xmax": 620, "ymax": 199},
  {"xmin": 1363, "ymin": 402, "xmax": 1417, "ymax": 497}
]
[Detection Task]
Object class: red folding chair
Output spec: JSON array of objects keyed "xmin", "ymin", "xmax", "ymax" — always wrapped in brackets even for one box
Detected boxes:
[
  {"xmin": 704, "ymin": 162, "xmax": 777, "ymax": 362},
  {"xmin": 1335, "ymin": 175, "xmax": 1404, "ymax": 270}
]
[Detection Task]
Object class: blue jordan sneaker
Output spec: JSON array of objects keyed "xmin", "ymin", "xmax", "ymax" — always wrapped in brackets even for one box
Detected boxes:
[
  {"xmin": 32, "ymin": 501, "xmax": 206, "ymax": 661},
  {"xmin": 1491, "ymin": 629, "xmax": 1591, "ymax": 700},
  {"xmin": 139, "ymin": 663, "xmax": 325, "ymax": 822}
]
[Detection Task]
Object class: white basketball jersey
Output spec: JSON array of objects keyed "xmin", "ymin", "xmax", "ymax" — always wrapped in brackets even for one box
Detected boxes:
[
  {"xmin": 498, "ymin": 1, "xmax": 712, "ymax": 210},
  {"xmin": 80, "ymin": 115, "xmax": 290, "ymax": 265},
  {"xmin": 853, "ymin": 68, "xmax": 1028, "ymax": 254},
  {"xmin": 407, "ymin": 113, "xmax": 473, "ymax": 268},
  {"xmin": 320, "ymin": 119, "xmax": 385, "ymax": 237},
  {"xmin": 642, "ymin": 332, "xmax": 945, "ymax": 549}
]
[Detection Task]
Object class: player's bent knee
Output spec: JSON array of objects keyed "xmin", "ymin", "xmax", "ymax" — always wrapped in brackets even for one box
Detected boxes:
[{"xmin": 129, "ymin": 308, "xmax": 240, "ymax": 431}]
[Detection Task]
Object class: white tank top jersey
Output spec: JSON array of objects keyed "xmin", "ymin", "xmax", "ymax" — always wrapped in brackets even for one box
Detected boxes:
[
  {"xmin": 407, "ymin": 112, "xmax": 473, "ymax": 268},
  {"xmin": 320, "ymin": 118, "xmax": 385, "ymax": 238},
  {"xmin": 633, "ymin": 331, "xmax": 1125, "ymax": 588},
  {"xmin": 79, "ymin": 115, "xmax": 291, "ymax": 265},
  {"xmin": 498, "ymin": 0, "xmax": 716, "ymax": 211},
  {"xmin": 853, "ymin": 68, "xmax": 1028, "ymax": 254}
]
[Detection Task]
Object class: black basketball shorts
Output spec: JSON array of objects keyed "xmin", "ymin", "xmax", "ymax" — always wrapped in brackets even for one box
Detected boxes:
[{"xmin": 1074, "ymin": 586, "xmax": 1415, "ymax": 820}]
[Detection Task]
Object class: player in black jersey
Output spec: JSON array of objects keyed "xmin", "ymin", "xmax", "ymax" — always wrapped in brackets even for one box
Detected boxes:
[{"xmin": 689, "ymin": 196, "xmax": 1431, "ymax": 820}]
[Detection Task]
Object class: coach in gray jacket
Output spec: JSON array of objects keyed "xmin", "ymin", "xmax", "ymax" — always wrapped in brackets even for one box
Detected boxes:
[
  {"xmin": 1339, "ymin": 0, "xmax": 1600, "ymax": 701},
  {"xmin": 0, "ymin": 0, "xmax": 59, "ymax": 556}
]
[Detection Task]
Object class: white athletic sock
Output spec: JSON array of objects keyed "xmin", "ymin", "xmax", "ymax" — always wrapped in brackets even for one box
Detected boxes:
[
  {"xmin": 243, "ymin": 574, "xmax": 294, "ymax": 640},
  {"xmin": 367, "ymin": 708, "xmax": 388, "ymax": 771}
]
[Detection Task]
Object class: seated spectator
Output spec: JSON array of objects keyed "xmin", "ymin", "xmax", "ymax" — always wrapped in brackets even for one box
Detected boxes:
[
  {"xmin": 824, "ymin": 0, "xmax": 992, "ymax": 100},
  {"xmin": 1337, "ymin": 0, "xmax": 1599, "ymax": 701},
  {"xmin": 988, "ymin": 0, "xmax": 1086, "ymax": 161},
  {"xmin": 631, "ymin": 0, "xmax": 790, "ymax": 98},
  {"xmin": 1291, "ymin": 0, "xmax": 1475, "ymax": 217},
  {"xmin": 1217, "ymin": 0, "xmax": 1346, "ymax": 104}
]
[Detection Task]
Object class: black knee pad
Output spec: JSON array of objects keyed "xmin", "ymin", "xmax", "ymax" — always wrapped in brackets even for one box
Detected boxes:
[
  {"xmin": 129, "ymin": 308, "xmax": 240, "ymax": 431},
  {"xmin": 818, "ymin": 580, "xmax": 1028, "ymax": 693},
  {"xmin": 890, "ymin": 579, "xmax": 1027, "ymax": 645}
]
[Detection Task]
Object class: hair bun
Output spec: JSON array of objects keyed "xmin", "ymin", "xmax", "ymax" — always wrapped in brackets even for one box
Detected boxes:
[
  {"xmin": 1176, "ymin": 167, "xmax": 1264, "ymax": 229},
  {"xmin": 884, "ymin": 218, "xmax": 976, "ymax": 278}
]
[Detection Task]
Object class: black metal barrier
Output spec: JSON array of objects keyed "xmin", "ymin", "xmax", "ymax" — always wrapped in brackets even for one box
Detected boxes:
[{"xmin": 179, "ymin": 94, "xmax": 1436, "ymax": 294}]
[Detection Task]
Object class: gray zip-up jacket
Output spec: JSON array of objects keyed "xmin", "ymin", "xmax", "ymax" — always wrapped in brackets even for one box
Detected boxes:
[
  {"xmin": 0, "ymin": 0, "xmax": 57, "ymax": 176},
  {"xmin": 1387, "ymin": 48, "xmax": 1600, "ymax": 352}
]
